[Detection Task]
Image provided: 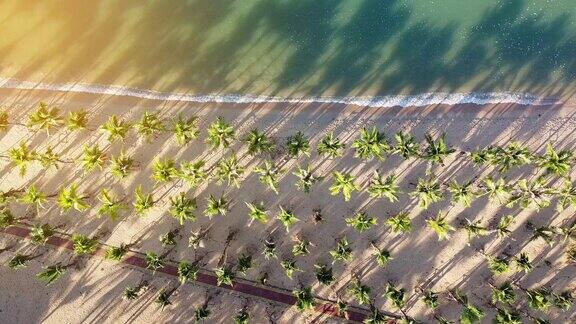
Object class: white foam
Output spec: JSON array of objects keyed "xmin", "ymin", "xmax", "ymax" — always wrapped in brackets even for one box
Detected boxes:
[{"xmin": 0, "ymin": 77, "xmax": 559, "ymax": 108}]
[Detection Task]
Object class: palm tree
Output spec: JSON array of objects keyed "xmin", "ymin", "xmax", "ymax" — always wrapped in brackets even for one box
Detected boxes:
[
  {"xmin": 206, "ymin": 116, "xmax": 235, "ymax": 149},
  {"xmin": 214, "ymin": 266, "xmax": 234, "ymax": 286},
  {"xmin": 277, "ymin": 206, "xmax": 299, "ymax": 232},
  {"xmin": 110, "ymin": 151, "xmax": 134, "ymax": 179},
  {"xmin": 423, "ymin": 133, "xmax": 455, "ymax": 164},
  {"xmin": 8, "ymin": 254, "xmax": 28, "ymax": 269},
  {"xmin": 36, "ymin": 264, "xmax": 65, "ymax": 286},
  {"xmin": 0, "ymin": 209, "xmax": 15, "ymax": 229},
  {"xmin": 494, "ymin": 308, "xmax": 521, "ymax": 324},
  {"xmin": 426, "ymin": 213, "xmax": 455, "ymax": 240},
  {"xmin": 173, "ymin": 114, "xmax": 199, "ymax": 145},
  {"xmin": 234, "ymin": 308, "xmax": 250, "ymax": 324},
  {"xmin": 393, "ymin": 132, "xmax": 420, "ymax": 159},
  {"xmin": 236, "ymin": 254, "xmax": 253, "ymax": 275},
  {"xmin": 411, "ymin": 177, "xmax": 443, "ymax": 209},
  {"xmin": 488, "ymin": 256, "xmax": 510, "ymax": 275},
  {"xmin": 494, "ymin": 142, "xmax": 532, "ymax": 172},
  {"xmin": 28, "ymin": 102, "xmax": 63, "ymax": 133},
  {"xmin": 177, "ymin": 261, "xmax": 199, "ymax": 284},
  {"xmin": 335, "ymin": 298, "xmax": 349, "ymax": 318},
  {"xmin": 423, "ymin": 290, "xmax": 439, "ymax": 309},
  {"xmin": 448, "ymin": 181, "xmax": 476, "ymax": 207},
  {"xmin": 345, "ymin": 212, "xmax": 377, "ymax": 232},
  {"xmin": 384, "ymin": 283, "xmax": 406, "ymax": 309},
  {"xmin": 293, "ymin": 287, "xmax": 315, "ymax": 311},
  {"xmin": 204, "ymin": 194, "xmax": 230, "ymax": 219},
  {"xmin": 491, "ymin": 282, "xmax": 516, "ymax": 305},
  {"xmin": 104, "ymin": 244, "xmax": 128, "ymax": 261},
  {"xmin": 178, "ymin": 160, "xmax": 209, "ymax": 188},
  {"xmin": 329, "ymin": 237, "xmax": 353, "ymax": 264},
  {"xmin": 71, "ymin": 234, "xmax": 98, "ymax": 255},
  {"xmin": 194, "ymin": 304, "xmax": 211, "ymax": 321},
  {"xmin": 245, "ymin": 202, "xmax": 268, "ymax": 225},
  {"xmin": 214, "ymin": 155, "xmax": 245, "ymax": 188},
  {"xmin": 363, "ymin": 306, "xmax": 387, "ymax": 324},
  {"xmin": 352, "ymin": 127, "xmax": 389, "ymax": 160},
  {"xmin": 101, "ymin": 115, "xmax": 130, "ymax": 142},
  {"xmin": 80, "ymin": 144, "xmax": 106, "ymax": 172},
  {"xmin": 244, "ymin": 128, "xmax": 275, "ymax": 155},
  {"xmin": 188, "ymin": 228, "xmax": 209, "ymax": 249},
  {"xmin": 0, "ymin": 111, "xmax": 8, "ymax": 132},
  {"xmin": 367, "ymin": 172, "xmax": 401, "ymax": 202},
  {"xmin": 314, "ymin": 264, "xmax": 334, "ymax": 285},
  {"xmin": 66, "ymin": 110, "xmax": 88, "ymax": 131},
  {"xmin": 450, "ymin": 291, "xmax": 484, "ymax": 324},
  {"xmin": 29, "ymin": 223, "xmax": 54, "ymax": 245},
  {"xmin": 253, "ymin": 161, "xmax": 284, "ymax": 194},
  {"xmin": 123, "ymin": 286, "xmax": 140, "ymax": 300},
  {"xmin": 552, "ymin": 291, "xmax": 573, "ymax": 310},
  {"xmin": 507, "ymin": 178, "xmax": 553, "ymax": 210},
  {"xmin": 526, "ymin": 289, "xmax": 551, "ymax": 312},
  {"xmin": 133, "ymin": 186, "xmax": 154, "ymax": 216},
  {"xmin": 37, "ymin": 146, "xmax": 61, "ymax": 169},
  {"xmin": 538, "ymin": 143, "xmax": 572, "ymax": 176},
  {"xmin": 480, "ymin": 177, "xmax": 512, "ymax": 204},
  {"xmin": 514, "ymin": 252, "xmax": 533, "ymax": 273},
  {"xmin": 20, "ymin": 185, "xmax": 48, "ymax": 210},
  {"xmin": 159, "ymin": 231, "xmax": 176, "ymax": 247},
  {"xmin": 348, "ymin": 279, "xmax": 371, "ymax": 305},
  {"xmin": 9, "ymin": 142, "xmax": 36, "ymax": 176},
  {"xmin": 528, "ymin": 223, "xmax": 557, "ymax": 247},
  {"xmin": 160, "ymin": 233, "xmax": 176, "ymax": 247},
  {"xmin": 97, "ymin": 189, "xmax": 126, "ymax": 220},
  {"xmin": 135, "ymin": 111, "xmax": 164, "ymax": 142},
  {"xmin": 470, "ymin": 146, "xmax": 499, "ymax": 166},
  {"xmin": 330, "ymin": 171, "xmax": 359, "ymax": 201},
  {"xmin": 155, "ymin": 290, "xmax": 172, "ymax": 309},
  {"xmin": 169, "ymin": 192, "xmax": 197, "ymax": 225},
  {"xmin": 460, "ymin": 302, "xmax": 485, "ymax": 324},
  {"xmin": 556, "ymin": 180, "xmax": 576, "ymax": 212},
  {"xmin": 497, "ymin": 215, "xmax": 515, "ymax": 238},
  {"xmin": 263, "ymin": 240, "xmax": 278, "ymax": 260},
  {"xmin": 372, "ymin": 244, "xmax": 393, "ymax": 268},
  {"xmin": 317, "ymin": 132, "xmax": 345, "ymax": 158},
  {"xmin": 293, "ymin": 164, "xmax": 321, "ymax": 193},
  {"xmin": 281, "ymin": 259, "xmax": 301, "ymax": 279},
  {"xmin": 461, "ymin": 218, "xmax": 489, "ymax": 244},
  {"xmin": 285, "ymin": 131, "xmax": 310, "ymax": 158},
  {"xmin": 152, "ymin": 158, "xmax": 177, "ymax": 183},
  {"xmin": 386, "ymin": 212, "xmax": 412, "ymax": 234},
  {"xmin": 292, "ymin": 238, "xmax": 311, "ymax": 256},
  {"xmin": 57, "ymin": 184, "xmax": 89, "ymax": 213},
  {"xmin": 145, "ymin": 252, "xmax": 165, "ymax": 273}
]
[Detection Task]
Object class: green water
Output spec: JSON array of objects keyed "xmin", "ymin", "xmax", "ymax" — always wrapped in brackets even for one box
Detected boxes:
[{"xmin": 2, "ymin": 0, "xmax": 576, "ymax": 97}]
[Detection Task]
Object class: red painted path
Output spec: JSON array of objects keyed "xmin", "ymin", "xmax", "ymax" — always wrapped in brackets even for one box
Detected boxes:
[{"xmin": 2, "ymin": 225, "xmax": 374, "ymax": 322}]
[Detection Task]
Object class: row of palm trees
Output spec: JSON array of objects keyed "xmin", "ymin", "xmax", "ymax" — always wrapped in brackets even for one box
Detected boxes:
[
  {"xmin": 2, "ymin": 176, "xmax": 576, "ymax": 251},
  {"xmin": 3, "ymin": 103, "xmax": 574, "ymax": 177},
  {"xmin": 1, "ymin": 103, "xmax": 574, "ymax": 322},
  {"xmin": 5, "ymin": 225, "xmax": 573, "ymax": 324}
]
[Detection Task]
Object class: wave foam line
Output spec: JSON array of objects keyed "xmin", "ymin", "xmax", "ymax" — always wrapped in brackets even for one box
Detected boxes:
[{"xmin": 0, "ymin": 77, "xmax": 560, "ymax": 108}]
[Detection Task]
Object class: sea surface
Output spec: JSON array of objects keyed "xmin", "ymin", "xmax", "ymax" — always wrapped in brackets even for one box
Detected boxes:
[{"xmin": 1, "ymin": 0, "xmax": 575, "ymax": 103}]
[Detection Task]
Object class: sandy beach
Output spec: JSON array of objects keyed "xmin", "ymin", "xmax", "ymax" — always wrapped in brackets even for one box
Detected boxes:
[{"xmin": 0, "ymin": 86, "xmax": 573, "ymax": 323}]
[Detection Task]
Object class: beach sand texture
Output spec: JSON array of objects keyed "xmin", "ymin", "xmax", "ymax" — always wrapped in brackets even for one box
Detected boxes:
[{"xmin": 0, "ymin": 88, "xmax": 573, "ymax": 322}]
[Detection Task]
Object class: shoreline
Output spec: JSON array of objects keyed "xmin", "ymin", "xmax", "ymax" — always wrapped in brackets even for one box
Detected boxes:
[{"xmin": 0, "ymin": 77, "xmax": 562, "ymax": 109}]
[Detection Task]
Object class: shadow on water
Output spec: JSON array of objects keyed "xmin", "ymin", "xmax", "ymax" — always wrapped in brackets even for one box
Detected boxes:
[{"xmin": 1, "ymin": 0, "xmax": 576, "ymax": 97}]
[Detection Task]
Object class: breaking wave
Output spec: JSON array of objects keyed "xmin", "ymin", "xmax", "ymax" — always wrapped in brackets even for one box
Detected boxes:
[{"xmin": 0, "ymin": 78, "xmax": 559, "ymax": 108}]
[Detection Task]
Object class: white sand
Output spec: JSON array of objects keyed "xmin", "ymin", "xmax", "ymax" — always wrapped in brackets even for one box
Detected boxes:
[{"xmin": 0, "ymin": 88, "xmax": 574, "ymax": 323}]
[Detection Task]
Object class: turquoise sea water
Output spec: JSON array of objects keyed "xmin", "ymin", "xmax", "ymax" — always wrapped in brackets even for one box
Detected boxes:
[{"xmin": 1, "ymin": 0, "xmax": 576, "ymax": 97}]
